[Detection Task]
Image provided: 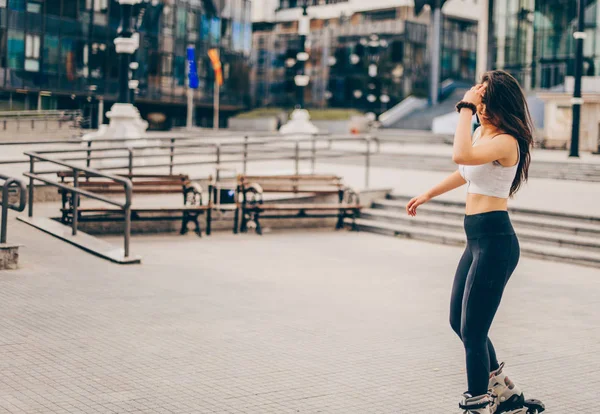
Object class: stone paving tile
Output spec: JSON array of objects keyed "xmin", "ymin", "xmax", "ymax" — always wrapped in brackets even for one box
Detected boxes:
[{"xmin": 1, "ymin": 221, "xmax": 600, "ymax": 413}]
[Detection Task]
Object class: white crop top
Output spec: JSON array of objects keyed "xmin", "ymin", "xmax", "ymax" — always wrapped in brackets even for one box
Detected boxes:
[{"xmin": 458, "ymin": 129, "xmax": 519, "ymax": 199}]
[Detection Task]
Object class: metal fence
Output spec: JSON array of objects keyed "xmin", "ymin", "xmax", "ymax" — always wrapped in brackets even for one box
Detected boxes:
[
  {"xmin": 18, "ymin": 134, "xmax": 380, "ymax": 189},
  {"xmin": 0, "ymin": 110, "xmax": 86, "ymax": 137},
  {"xmin": 0, "ymin": 173, "xmax": 27, "ymax": 244}
]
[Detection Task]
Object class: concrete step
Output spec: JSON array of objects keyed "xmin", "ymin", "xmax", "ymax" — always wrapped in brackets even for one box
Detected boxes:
[
  {"xmin": 349, "ymin": 218, "xmax": 600, "ymax": 269},
  {"xmin": 374, "ymin": 197, "xmax": 600, "ymax": 237},
  {"xmin": 385, "ymin": 195, "xmax": 600, "ymax": 233},
  {"xmin": 360, "ymin": 208, "xmax": 600, "ymax": 253}
]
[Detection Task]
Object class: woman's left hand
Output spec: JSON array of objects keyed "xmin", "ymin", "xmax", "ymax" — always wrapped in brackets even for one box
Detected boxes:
[{"xmin": 463, "ymin": 84, "xmax": 486, "ymax": 106}]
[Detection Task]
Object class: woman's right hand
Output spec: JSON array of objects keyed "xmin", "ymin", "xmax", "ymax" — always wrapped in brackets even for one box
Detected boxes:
[{"xmin": 406, "ymin": 194, "xmax": 431, "ymax": 217}]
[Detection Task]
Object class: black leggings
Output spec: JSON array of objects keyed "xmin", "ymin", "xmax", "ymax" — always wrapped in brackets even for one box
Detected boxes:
[{"xmin": 450, "ymin": 211, "xmax": 520, "ymax": 397}]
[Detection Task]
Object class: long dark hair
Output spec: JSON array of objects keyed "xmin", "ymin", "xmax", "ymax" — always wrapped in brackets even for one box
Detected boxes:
[{"xmin": 480, "ymin": 70, "xmax": 533, "ymax": 197}]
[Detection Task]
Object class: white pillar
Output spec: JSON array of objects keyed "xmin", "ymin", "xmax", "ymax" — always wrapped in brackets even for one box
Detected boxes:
[
  {"xmin": 476, "ymin": 0, "xmax": 490, "ymax": 81},
  {"xmin": 496, "ymin": 1, "xmax": 506, "ymax": 70},
  {"xmin": 187, "ymin": 89, "xmax": 194, "ymax": 130},
  {"xmin": 523, "ymin": 0, "xmax": 535, "ymax": 91},
  {"xmin": 430, "ymin": 5, "xmax": 442, "ymax": 105},
  {"xmin": 97, "ymin": 98, "xmax": 104, "ymax": 126}
]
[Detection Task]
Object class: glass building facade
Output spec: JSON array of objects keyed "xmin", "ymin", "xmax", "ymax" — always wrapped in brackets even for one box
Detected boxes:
[
  {"xmin": 251, "ymin": 9, "xmax": 477, "ymax": 112},
  {"xmin": 0, "ymin": 0, "xmax": 252, "ymax": 127},
  {"xmin": 491, "ymin": 0, "xmax": 600, "ymax": 90}
]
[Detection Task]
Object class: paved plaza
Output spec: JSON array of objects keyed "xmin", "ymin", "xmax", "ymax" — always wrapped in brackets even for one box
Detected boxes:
[{"xmin": 1, "ymin": 219, "xmax": 599, "ymax": 413}]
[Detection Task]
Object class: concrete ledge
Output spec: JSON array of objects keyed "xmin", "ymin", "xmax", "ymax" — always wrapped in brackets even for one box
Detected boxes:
[{"xmin": 0, "ymin": 243, "xmax": 22, "ymax": 270}]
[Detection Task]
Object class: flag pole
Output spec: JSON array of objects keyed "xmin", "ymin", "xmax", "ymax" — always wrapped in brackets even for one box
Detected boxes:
[
  {"xmin": 213, "ymin": 49, "xmax": 220, "ymax": 131},
  {"xmin": 214, "ymin": 79, "xmax": 220, "ymax": 130}
]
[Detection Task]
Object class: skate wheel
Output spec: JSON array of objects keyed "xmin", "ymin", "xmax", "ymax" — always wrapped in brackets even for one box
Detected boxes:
[{"xmin": 524, "ymin": 399, "xmax": 545, "ymax": 413}]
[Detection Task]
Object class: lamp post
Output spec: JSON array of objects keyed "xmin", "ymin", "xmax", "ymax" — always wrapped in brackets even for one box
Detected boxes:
[
  {"xmin": 415, "ymin": 0, "xmax": 447, "ymax": 106},
  {"xmin": 296, "ymin": 1, "xmax": 310, "ymax": 109},
  {"xmin": 280, "ymin": 0, "xmax": 318, "ymax": 135},
  {"xmin": 570, "ymin": 0, "xmax": 585, "ymax": 158},
  {"xmin": 83, "ymin": 0, "xmax": 148, "ymax": 141}
]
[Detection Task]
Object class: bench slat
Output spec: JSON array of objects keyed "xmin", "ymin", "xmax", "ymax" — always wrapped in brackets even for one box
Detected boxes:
[
  {"xmin": 62, "ymin": 206, "xmax": 211, "ymax": 213},
  {"xmin": 247, "ymin": 203, "xmax": 360, "ymax": 211}
]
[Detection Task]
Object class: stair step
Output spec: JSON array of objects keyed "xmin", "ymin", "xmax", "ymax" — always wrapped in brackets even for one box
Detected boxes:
[
  {"xmin": 386, "ymin": 194, "xmax": 600, "ymax": 224},
  {"xmin": 369, "ymin": 200, "xmax": 600, "ymax": 237},
  {"xmin": 361, "ymin": 209, "xmax": 600, "ymax": 252},
  {"xmin": 349, "ymin": 218, "xmax": 600, "ymax": 268}
]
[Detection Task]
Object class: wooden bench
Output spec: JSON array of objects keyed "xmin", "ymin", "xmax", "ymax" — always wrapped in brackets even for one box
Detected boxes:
[
  {"xmin": 57, "ymin": 172, "xmax": 213, "ymax": 236},
  {"xmin": 236, "ymin": 174, "xmax": 361, "ymax": 235}
]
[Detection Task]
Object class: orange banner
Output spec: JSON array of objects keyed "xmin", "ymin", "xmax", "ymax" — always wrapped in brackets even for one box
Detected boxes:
[{"xmin": 208, "ymin": 48, "xmax": 223, "ymax": 87}]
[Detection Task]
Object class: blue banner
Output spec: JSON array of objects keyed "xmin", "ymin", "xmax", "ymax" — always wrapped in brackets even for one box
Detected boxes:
[{"xmin": 187, "ymin": 46, "xmax": 199, "ymax": 89}]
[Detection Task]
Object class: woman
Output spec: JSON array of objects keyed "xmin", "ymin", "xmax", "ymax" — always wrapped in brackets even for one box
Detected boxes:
[{"xmin": 405, "ymin": 71, "xmax": 542, "ymax": 414}]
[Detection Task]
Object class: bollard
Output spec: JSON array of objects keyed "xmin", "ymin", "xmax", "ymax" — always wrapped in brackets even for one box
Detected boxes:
[
  {"xmin": 86, "ymin": 141, "xmax": 92, "ymax": 168},
  {"xmin": 128, "ymin": 149, "xmax": 134, "ymax": 176},
  {"xmin": 169, "ymin": 138, "xmax": 175, "ymax": 175}
]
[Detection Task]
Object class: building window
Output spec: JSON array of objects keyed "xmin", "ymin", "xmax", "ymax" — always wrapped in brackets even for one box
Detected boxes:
[
  {"xmin": 7, "ymin": 30, "xmax": 25, "ymax": 70},
  {"xmin": 86, "ymin": 0, "xmax": 108, "ymax": 11},
  {"xmin": 25, "ymin": 33, "xmax": 41, "ymax": 72},
  {"xmin": 176, "ymin": 7, "xmax": 186, "ymax": 38},
  {"xmin": 26, "ymin": 1, "xmax": 42, "ymax": 13},
  {"xmin": 43, "ymin": 34, "xmax": 60, "ymax": 73}
]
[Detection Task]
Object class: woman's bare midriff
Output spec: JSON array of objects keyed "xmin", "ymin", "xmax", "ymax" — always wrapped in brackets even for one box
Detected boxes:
[{"xmin": 465, "ymin": 193, "xmax": 509, "ymax": 216}]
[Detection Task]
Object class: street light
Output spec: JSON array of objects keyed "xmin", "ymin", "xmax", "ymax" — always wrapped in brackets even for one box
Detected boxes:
[
  {"xmin": 296, "ymin": 0, "xmax": 310, "ymax": 109},
  {"xmin": 570, "ymin": 0, "xmax": 585, "ymax": 158},
  {"xmin": 285, "ymin": 57, "xmax": 297, "ymax": 68},
  {"xmin": 280, "ymin": 0, "xmax": 318, "ymax": 134},
  {"xmin": 114, "ymin": 0, "xmax": 141, "ymax": 105},
  {"xmin": 82, "ymin": 0, "xmax": 148, "ymax": 140}
]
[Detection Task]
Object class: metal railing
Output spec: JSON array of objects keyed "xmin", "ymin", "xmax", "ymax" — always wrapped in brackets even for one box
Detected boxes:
[
  {"xmin": 0, "ymin": 110, "xmax": 85, "ymax": 136},
  {"xmin": 25, "ymin": 134, "xmax": 380, "ymax": 189},
  {"xmin": 0, "ymin": 173, "xmax": 27, "ymax": 244},
  {"xmin": 24, "ymin": 152, "xmax": 133, "ymax": 258}
]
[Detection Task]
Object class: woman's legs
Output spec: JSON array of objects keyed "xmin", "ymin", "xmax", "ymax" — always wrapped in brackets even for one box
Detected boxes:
[
  {"xmin": 450, "ymin": 242, "xmax": 501, "ymax": 377},
  {"xmin": 460, "ymin": 235, "xmax": 520, "ymax": 396}
]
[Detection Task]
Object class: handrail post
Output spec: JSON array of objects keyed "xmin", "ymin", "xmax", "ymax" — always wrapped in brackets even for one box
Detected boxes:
[
  {"xmin": 295, "ymin": 141, "xmax": 300, "ymax": 175},
  {"xmin": 243, "ymin": 136, "xmax": 248, "ymax": 174},
  {"xmin": 28, "ymin": 157, "xmax": 34, "ymax": 217},
  {"xmin": 311, "ymin": 135, "xmax": 317, "ymax": 174},
  {"xmin": 365, "ymin": 138, "xmax": 371, "ymax": 189},
  {"xmin": 128, "ymin": 149, "xmax": 133, "ymax": 176},
  {"xmin": 123, "ymin": 181, "xmax": 133, "ymax": 258},
  {"xmin": 86, "ymin": 141, "xmax": 92, "ymax": 168},
  {"xmin": 1, "ymin": 180, "xmax": 9, "ymax": 244},
  {"xmin": 72, "ymin": 169, "xmax": 79, "ymax": 236},
  {"xmin": 169, "ymin": 138, "xmax": 175, "ymax": 175}
]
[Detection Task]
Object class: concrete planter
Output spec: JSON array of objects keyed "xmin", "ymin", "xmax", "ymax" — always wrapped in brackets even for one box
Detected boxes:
[{"xmin": 0, "ymin": 244, "xmax": 20, "ymax": 270}]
